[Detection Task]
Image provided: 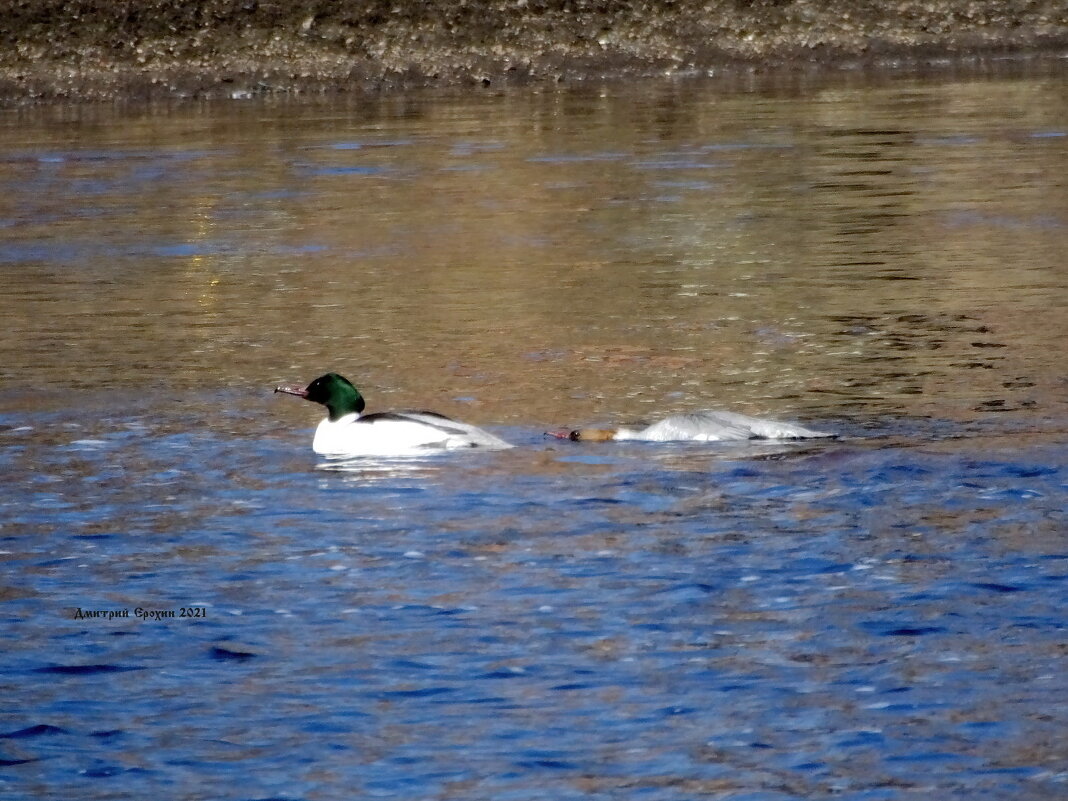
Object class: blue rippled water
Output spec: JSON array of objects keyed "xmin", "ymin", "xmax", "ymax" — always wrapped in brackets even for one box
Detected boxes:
[{"xmin": 1, "ymin": 406, "xmax": 1066, "ymax": 799}]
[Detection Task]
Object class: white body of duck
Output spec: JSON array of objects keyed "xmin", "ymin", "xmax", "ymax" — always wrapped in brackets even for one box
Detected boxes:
[
  {"xmin": 311, "ymin": 411, "xmax": 512, "ymax": 456},
  {"xmin": 552, "ymin": 411, "xmax": 833, "ymax": 443},
  {"xmin": 277, "ymin": 373, "xmax": 512, "ymax": 457}
]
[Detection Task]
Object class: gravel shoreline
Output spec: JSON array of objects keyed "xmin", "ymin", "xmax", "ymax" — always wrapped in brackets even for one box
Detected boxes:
[{"xmin": 2, "ymin": 1, "xmax": 1068, "ymax": 105}]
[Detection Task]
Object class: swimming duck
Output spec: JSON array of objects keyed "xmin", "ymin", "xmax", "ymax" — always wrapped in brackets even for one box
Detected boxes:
[
  {"xmin": 275, "ymin": 372, "xmax": 512, "ymax": 456},
  {"xmin": 549, "ymin": 410, "xmax": 833, "ymax": 442}
]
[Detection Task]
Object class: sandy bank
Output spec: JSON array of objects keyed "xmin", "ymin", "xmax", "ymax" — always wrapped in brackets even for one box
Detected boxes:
[{"xmin": 2, "ymin": 1, "xmax": 1067, "ymax": 104}]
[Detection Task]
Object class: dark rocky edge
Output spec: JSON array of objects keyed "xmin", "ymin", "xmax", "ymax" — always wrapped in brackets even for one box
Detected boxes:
[{"xmin": 2, "ymin": 0, "xmax": 1068, "ymax": 105}]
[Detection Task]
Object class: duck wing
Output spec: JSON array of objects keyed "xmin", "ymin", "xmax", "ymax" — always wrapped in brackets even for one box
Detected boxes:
[
  {"xmin": 688, "ymin": 411, "xmax": 834, "ymax": 440},
  {"xmin": 640, "ymin": 412, "xmax": 758, "ymax": 441},
  {"xmin": 357, "ymin": 411, "xmax": 512, "ymax": 450},
  {"xmin": 357, "ymin": 411, "xmax": 471, "ymax": 437}
]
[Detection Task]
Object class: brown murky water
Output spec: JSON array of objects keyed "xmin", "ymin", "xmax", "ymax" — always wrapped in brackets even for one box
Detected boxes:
[
  {"xmin": 1, "ymin": 70, "xmax": 1066, "ymax": 800},
  {"xmin": 1, "ymin": 73, "xmax": 1065, "ymax": 429}
]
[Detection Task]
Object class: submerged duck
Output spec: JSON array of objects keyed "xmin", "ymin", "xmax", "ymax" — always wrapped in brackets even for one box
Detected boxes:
[
  {"xmin": 275, "ymin": 372, "xmax": 512, "ymax": 456},
  {"xmin": 549, "ymin": 410, "xmax": 834, "ymax": 442}
]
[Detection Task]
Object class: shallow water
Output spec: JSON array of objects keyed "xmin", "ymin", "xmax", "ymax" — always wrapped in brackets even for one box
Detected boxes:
[{"xmin": 1, "ymin": 68, "xmax": 1066, "ymax": 800}]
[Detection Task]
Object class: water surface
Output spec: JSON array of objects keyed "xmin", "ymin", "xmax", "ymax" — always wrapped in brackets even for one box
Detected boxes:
[{"xmin": 1, "ymin": 69, "xmax": 1066, "ymax": 800}]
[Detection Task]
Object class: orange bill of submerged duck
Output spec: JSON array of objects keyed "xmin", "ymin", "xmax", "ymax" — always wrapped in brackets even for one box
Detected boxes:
[{"xmin": 547, "ymin": 428, "xmax": 617, "ymax": 441}]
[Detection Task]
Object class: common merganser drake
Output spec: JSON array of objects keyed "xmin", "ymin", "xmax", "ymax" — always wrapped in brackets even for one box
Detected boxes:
[
  {"xmin": 275, "ymin": 372, "xmax": 512, "ymax": 456},
  {"xmin": 549, "ymin": 411, "xmax": 834, "ymax": 442}
]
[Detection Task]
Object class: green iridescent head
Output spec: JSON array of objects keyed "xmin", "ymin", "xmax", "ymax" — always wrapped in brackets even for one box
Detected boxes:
[{"xmin": 275, "ymin": 372, "xmax": 366, "ymax": 421}]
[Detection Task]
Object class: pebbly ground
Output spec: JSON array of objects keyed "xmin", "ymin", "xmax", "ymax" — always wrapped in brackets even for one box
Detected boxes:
[{"xmin": 1, "ymin": 1, "xmax": 1067, "ymax": 104}]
